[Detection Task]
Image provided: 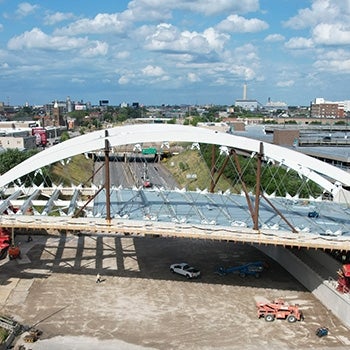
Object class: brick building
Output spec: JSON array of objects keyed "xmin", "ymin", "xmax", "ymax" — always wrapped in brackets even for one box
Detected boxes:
[{"xmin": 310, "ymin": 98, "xmax": 344, "ymax": 118}]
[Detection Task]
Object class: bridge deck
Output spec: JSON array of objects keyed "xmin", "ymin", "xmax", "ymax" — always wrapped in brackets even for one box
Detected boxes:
[
  {"xmin": 1, "ymin": 215, "xmax": 350, "ymax": 251},
  {"xmin": 1, "ymin": 187, "xmax": 350, "ymax": 251}
]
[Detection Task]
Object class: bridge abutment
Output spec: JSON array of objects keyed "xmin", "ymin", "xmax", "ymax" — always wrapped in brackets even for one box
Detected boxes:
[{"xmin": 256, "ymin": 244, "xmax": 350, "ymax": 328}]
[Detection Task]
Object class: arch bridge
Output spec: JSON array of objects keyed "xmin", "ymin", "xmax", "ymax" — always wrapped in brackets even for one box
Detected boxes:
[{"xmin": 1, "ymin": 124, "xmax": 350, "ymax": 251}]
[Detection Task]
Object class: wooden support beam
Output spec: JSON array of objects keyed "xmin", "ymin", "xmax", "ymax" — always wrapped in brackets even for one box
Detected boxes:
[
  {"xmin": 260, "ymin": 192, "xmax": 298, "ymax": 233},
  {"xmin": 210, "ymin": 151, "xmax": 230, "ymax": 193},
  {"xmin": 104, "ymin": 130, "xmax": 111, "ymax": 223},
  {"xmin": 233, "ymin": 150, "xmax": 255, "ymax": 225},
  {"xmin": 253, "ymin": 142, "xmax": 263, "ymax": 230},
  {"xmin": 209, "ymin": 144, "xmax": 216, "ymax": 193}
]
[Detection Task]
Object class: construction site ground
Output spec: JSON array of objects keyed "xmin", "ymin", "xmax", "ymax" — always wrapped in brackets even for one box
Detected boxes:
[{"xmin": 1, "ymin": 233, "xmax": 350, "ymax": 350}]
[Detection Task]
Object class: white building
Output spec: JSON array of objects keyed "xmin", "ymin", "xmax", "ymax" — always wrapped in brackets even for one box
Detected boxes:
[{"xmin": 235, "ymin": 99, "xmax": 260, "ymax": 111}]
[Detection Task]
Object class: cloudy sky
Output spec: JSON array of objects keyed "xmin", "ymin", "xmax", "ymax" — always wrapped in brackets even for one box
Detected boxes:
[{"xmin": 1, "ymin": 0, "xmax": 350, "ymax": 106}]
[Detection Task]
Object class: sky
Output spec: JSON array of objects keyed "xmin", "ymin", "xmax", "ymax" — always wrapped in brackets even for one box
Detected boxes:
[{"xmin": 1, "ymin": 0, "xmax": 350, "ymax": 107}]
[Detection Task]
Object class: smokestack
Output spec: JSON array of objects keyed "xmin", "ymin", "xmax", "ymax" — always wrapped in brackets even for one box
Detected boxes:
[{"xmin": 243, "ymin": 83, "xmax": 247, "ymax": 100}]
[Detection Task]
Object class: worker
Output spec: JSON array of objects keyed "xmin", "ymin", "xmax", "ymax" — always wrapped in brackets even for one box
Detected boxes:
[{"xmin": 96, "ymin": 273, "xmax": 101, "ymax": 283}]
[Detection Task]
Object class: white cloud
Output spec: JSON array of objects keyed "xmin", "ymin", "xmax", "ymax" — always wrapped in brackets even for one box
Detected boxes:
[
  {"xmin": 319, "ymin": 48, "xmax": 350, "ymax": 60},
  {"xmin": 264, "ymin": 34, "xmax": 285, "ymax": 42},
  {"xmin": 16, "ymin": 2, "xmax": 39, "ymax": 17},
  {"xmin": 284, "ymin": 37, "xmax": 314, "ymax": 49},
  {"xmin": 176, "ymin": 0, "xmax": 260, "ymax": 16},
  {"xmin": 283, "ymin": 0, "xmax": 344, "ymax": 30},
  {"xmin": 202, "ymin": 27, "xmax": 229, "ymax": 51},
  {"xmin": 312, "ymin": 23, "xmax": 350, "ymax": 45},
  {"xmin": 187, "ymin": 72, "xmax": 200, "ymax": 82},
  {"xmin": 217, "ymin": 14, "xmax": 268, "ymax": 33},
  {"xmin": 142, "ymin": 65, "xmax": 165, "ymax": 76},
  {"xmin": 144, "ymin": 23, "xmax": 229, "ymax": 54},
  {"xmin": 282, "ymin": 1, "xmax": 350, "ymax": 48},
  {"xmin": 233, "ymin": 43, "xmax": 259, "ymax": 62},
  {"xmin": 283, "ymin": 1, "xmax": 350, "ymax": 48},
  {"xmin": 71, "ymin": 78, "xmax": 85, "ymax": 84},
  {"xmin": 81, "ymin": 41, "xmax": 109, "ymax": 57},
  {"xmin": 55, "ymin": 13, "xmax": 129, "ymax": 35},
  {"xmin": 44, "ymin": 12, "xmax": 75, "ymax": 26},
  {"xmin": 276, "ymin": 80, "xmax": 295, "ymax": 87},
  {"xmin": 118, "ymin": 75, "xmax": 132, "ymax": 84},
  {"xmin": 7, "ymin": 28, "xmax": 88, "ymax": 51},
  {"xmin": 121, "ymin": 2, "xmax": 172, "ymax": 22},
  {"xmin": 127, "ymin": 0, "xmax": 259, "ymax": 17},
  {"xmin": 115, "ymin": 51, "xmax": 130, "ymax": 59},
  {"xmin": 314, "ymin": 58, "xmax": 350, "ymax": 73},
  {"xmin": 313, "ymin": 49, "xmax": 350, "ymax": 74},
  {"xmin": 230, "ymin": 65, "xmax": 256, "ymax": 81}
]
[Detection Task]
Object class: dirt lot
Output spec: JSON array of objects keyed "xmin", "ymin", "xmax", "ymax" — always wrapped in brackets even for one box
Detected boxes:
[{"xmin": 1, "ymin": 233, "xmax": 350, "ymax": 349}]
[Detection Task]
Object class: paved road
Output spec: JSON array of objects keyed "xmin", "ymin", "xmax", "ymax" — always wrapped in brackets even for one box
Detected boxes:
[
  {"xmin": 94, "ymin": 158, "xmax": 179, "ymax": 189},
  {"xmin": 1, "ymin": 234, "xmax": 350, "ymax": 349}
]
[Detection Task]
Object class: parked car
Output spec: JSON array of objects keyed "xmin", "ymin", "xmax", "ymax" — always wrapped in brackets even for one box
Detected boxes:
[{"xmin": 170, "ymin": 262, "xmax": 201, "ymax": 279}]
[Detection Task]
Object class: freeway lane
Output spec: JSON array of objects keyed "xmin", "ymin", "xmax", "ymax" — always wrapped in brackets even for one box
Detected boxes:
[{"xmin": 94, "ymin": 158, "xmax": 179, "ymax": 189}]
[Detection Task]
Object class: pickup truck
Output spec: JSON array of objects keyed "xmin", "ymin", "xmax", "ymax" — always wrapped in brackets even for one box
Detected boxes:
[{"xmin": 170, "ymin": 262, "xmax": 201, "ymax": 279}]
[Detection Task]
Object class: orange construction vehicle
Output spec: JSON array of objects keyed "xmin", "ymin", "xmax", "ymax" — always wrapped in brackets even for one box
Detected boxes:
[
  {"xmin": 257, "ymin": 299, "xmax": 304, "ymax": 323},
  {"xmin": 7, "ymin": 227, "xmax": 21, "ymax": 260},
  {"xmin": 337, "ymin": 264, "xmax": 350, "ymax": 293},
  {"xmin": 8, "ymin": 244, "xmax": 21, "ymax": 260}
]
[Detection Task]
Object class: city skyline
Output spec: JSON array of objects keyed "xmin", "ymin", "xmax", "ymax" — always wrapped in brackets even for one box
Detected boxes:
[{"xmin": 1, "ymin": 1, "xmax": 350, "ymax": 106}]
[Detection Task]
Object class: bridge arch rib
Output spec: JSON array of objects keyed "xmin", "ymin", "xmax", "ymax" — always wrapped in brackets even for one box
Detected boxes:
[{"xmin": 0, "ymin": 124, "xmax": 350, "ymax": 196}]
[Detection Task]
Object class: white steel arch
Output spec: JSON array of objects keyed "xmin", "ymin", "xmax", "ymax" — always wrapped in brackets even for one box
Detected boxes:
[{"xmin": 1, "ymin": 124, "xmax": 350, "ymax": 195}]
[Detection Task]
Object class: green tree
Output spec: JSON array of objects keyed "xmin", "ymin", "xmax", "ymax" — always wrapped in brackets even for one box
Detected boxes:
[
  {"xmin": 0, "ymin": 149, "xmax": 36, "ymax": 174},
  {"xmin": 14, "ymin": 106, "xmax": 35, "ymax": 120},
  {"xmin": 60, "ymin": 131, "xmax": 70, "ymax": 142},
  {"xmin": 0, "ymin": 148, "xmax": 49, "ymax": 186},
  {"xmin": 67, "ymin": 110, "xmax": 89, "ymax": 126},
  {"xmin": 200, "ymin": 144, "xmax": 322, "ymax": 198}
]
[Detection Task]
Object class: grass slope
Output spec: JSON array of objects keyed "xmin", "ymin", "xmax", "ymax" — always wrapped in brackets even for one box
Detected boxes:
[
  {"xmin": 162, "ymin": 149, "xmax": 233, "ymax": 192},
  {"xmin": 50, "ymin": 154, "xmax": 94, "ymax": 187}
]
